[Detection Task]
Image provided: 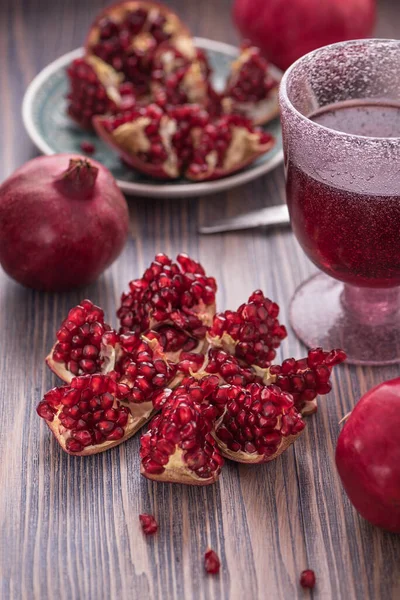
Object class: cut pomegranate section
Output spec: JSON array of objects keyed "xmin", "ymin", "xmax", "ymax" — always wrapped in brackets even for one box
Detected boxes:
[
  {"xmin": 46, "ymin": 299, "xmax": 120, "ymax": 383},
  {"xmin": 94, "ymin": 103, "xmax": 209, "ymax": 179},
  {"xmin": 151, "ymin": 37, "xmax": 212, "ymax": 110},
  {"xmin": 66, "ymin": 56, "xmax": 136, "ymax": 129},
  {"xmin": 117, "ymin": 253, "xmax": 217, "ymax": 340},
  {"xmin": 140, "ymin": 377, "xmax": 224, "ymax": 485},
  {"xmin": 268, "ymin": 347, "xmax": 347, "ymax": 415},
  {"xmin": 222, "ymin": 44, "xmax": 279, "ymax": 125},
  {"xmin": 185, "ymin": 114, "xmax": 275, "ymax": 181},
  {"xmin": 115, "ymin": 332, "xmax": 180, "ymax": 430},
  {"xmin": 85, "ymin": 0, "xmax": 191, "ymax": 96},
  {"xmin": 144, "ymin": 325, "xmax": 208, "ymax": 363},
  {"xmin": 36, "ymin": 373, "xmax": 135, "ymax": 455},
  {"xmin": 208, "ymin": 290, "xmax": 287, "ymax": 370},
  {"xmin": 204, "ymin": 549, "xmax": 221, "ymax": 574},
  {"xmin": 211, "ymin": 383, "xmax": 305, "ymax": 463},
  {"xmin": 179, "ymin": 348, "xmax": 260, "ymax": 387}
]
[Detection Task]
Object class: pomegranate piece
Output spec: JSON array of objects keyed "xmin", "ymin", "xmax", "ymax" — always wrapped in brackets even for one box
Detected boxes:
[
  {"xmin": 208, "ymin": 290, "xmax": 287, "ymax": 369},
  {"xmin": 204, "ymin": 549, "xmax": 221, "ymax": 574},
  {"xmin": 151, "ymin": 38, "xmax": 213, "ymax": 110},
  {"xmin": 85, "ymin": 0, "xmax": 191, "ymax": 96},
  {"xmin": 222, "ymin": 44, "xmax": 279, "ymax": 126},
  {"xmin": 300, "ymin": 569, "xmax": 316, "ymax": 589},
  {"xmin": 80, "ymin": 141, "xmax": 96, "ymax": 154},
  {"xmin": 140, "ymin": 377, "xmax": 224, "ymax": 485},
  {"xmin": 336, "ymin": 378, "xmax": 400, "ymax": 533},
  {"xmin": 94, "ymin": 103, "xmax": 209, "ymax": 179},
  {"xmin": 0, "ymin": 155, "xmax": 129, "ymax": 292},
  {"xmin": 115, "ymin": 332, "xmax": 179, "ymax": 427},
  {"xmin": 211, "ymin": 382, "xmax": 305, "ymax": 463},
  {"xmin": 46, "ymin": 299, "xmax": 120, "ymax": 383},
  {"xmin": 36, "ymin": 373, "xmax": 135, "ymax": 455},
  {"xmin": 179, "ymin": 348, "xmax": 260, "ymax": 387},
  {"xmin": 117, "ymin": 253, "xmax": 217, "ymax": 340},
  {"xmin": 269, "ymin": 347, "xmax": 347, "ymax": 415},
  {"xmin": 66, "ymin": 56, "xmax": 136, "ymax": 129},
  {"xmin": 144, "ymin": 325, "xmax": 208, "ymax": 363},
  {"xmin": 185, "ymin": 114, "xmax": 275, "ymax": 181},
  {"xmin": 139, "ymin": 513, "xmax": 158, "ymax": 534}
]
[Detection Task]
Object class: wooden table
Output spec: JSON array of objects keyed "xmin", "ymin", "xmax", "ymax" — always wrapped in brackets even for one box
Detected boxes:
[{"xmin": 1, "ymin": 1, "xmax": 400, "ymax": 598}]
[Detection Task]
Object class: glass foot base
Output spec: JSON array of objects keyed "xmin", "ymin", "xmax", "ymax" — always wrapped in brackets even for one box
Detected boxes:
[{"xmin": 290, "ymin": 273, "xmax": 400, "ymax": 366}]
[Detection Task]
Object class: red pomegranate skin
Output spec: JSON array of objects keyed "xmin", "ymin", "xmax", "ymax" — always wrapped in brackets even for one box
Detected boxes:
[
  {"xmin": 233, "ymin": 0, "xmax": 376, "ymax": 71},
  {"xmin": 0, "ymin": 154, "xmax": 129, "ymax": 291},
  {"xmin": 336, "ymin": 378, "xmax": 400, "ymax": 533}
]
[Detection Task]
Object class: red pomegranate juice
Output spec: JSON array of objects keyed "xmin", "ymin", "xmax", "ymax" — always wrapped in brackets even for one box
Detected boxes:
[{"xmin": 286, "ymin": 101, "xmax": 400, "ymax": 287}]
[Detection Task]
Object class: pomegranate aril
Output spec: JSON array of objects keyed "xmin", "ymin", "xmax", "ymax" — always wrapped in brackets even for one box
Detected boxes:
[
  {"xmin": 66, "ymin": 438, "xmax": 84, "ymax": 453},
  {"xmin": 139, "ymin": 513, "xmax": 158, "ymax": 535},
  {"xmin": 300, "ymin": 569, "xmax": 316, "ymax": 589},
  {"xmin": 204, "ymin": 549, "xmax": 220, "ymax": 574},
  {"xmin": 81, "ymin": 141, "xmax": 95, "ymax": 154}
]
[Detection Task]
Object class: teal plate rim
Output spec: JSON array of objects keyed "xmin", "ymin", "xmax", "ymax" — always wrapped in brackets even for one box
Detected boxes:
[{"xmin": 22, "ymin": 37, "xmax": 284, "ymax": 198}]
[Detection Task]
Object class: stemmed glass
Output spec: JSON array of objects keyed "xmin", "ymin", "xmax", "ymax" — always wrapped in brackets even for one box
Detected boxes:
[{"xmin": 279, "ymin": 39, "xmax": 400, "ymax": 365}]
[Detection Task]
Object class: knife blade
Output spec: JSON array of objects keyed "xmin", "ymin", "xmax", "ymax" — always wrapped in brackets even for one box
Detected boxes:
[{"xmin": 198, "ymin": 204, "xmax": 290, "ymax": 234}]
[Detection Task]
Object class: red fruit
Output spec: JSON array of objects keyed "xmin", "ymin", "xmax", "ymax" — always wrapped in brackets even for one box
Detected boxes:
[
  {"xmin": 336, "ymin": 378, "xmax": 400, "ymax": 533},
  {"xmin": 67, "ymin": 56, "xmax": 136, "ymax": 130},
  {"xmin": 47, "ymin": 299, "xmax": 120, "ymax": 383},
  {"xmin": 36, "ymin": 374, "xmax": 135, "ymax": 455},
  {"xmin": 269, "ymin": 347, "xmax": 347, "ymax": 415},
  {"xmin": 233, "ymin": 0, "xmax": 376, "ymax": 71},
  {"xmin": 117, "ymin": 253, "xmax": 217, "ymax": 339},
  {"xmin": 222, "ymin": 44, "xmax": 279, "ymax": 125},
  {"xmin": 139, "ymin": 513, "xmax": 158, "ymax": 534},
  {"xmin": 208, "ymin": 290, "xmax": 287, "ymax": 369},
  {"xmin": 140, "ymin": 377, "xmax": 224, "ymax": 485},
  {"xmin": 85, "ymin": 0, "xmax": 191, "ymax": 96},
  {"xmin": 211, "ymin": 382, "xmax": 305, "ymax": 463},
  {"xmin": 300, "ymin": 569, "xmax": 316, "ymax": 589},
  {"xmin": 151, "ymin": 38, "xmax": 213, "ymax": 110},
  {"xmin": 204, "ymin": 549, "xmax": 220, "ymax": 574},
  {"xmin": 0, "ymin": 155, "xmax": 129, "ymax": 291}
]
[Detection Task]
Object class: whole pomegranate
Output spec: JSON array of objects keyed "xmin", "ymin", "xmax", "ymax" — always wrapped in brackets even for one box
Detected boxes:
[
  {"xmin": 0, "ymin": 154, "xmax": 129, "ymax": 291},
  {"xmin": 336, "ymin": 378, "xmax": 400, "ymax": 533},
  {"xmin": 233, "ymin": 0, "xmax": 376, "ymax": 70}
]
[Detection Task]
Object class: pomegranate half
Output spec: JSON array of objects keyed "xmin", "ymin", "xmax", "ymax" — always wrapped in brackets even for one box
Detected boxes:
[{"xmin": 336, "ymin": 378, "xmax": 400, "ymax": 533}]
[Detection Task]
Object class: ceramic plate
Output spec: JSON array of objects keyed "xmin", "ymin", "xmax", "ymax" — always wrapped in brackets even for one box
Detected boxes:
[{"xmin": 22, "ymin": 38, "xmax": 284, "ymax": 198}]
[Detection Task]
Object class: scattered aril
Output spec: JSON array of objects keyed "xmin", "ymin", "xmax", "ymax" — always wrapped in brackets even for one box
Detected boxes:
[
  {"xmin": 80, "ymin": 140, "xmax": 96, "ymax": 154},
  {"xmin": 300, "ymin": 569, "xmax": 316, "ymax": 589},
  {"xmin": 139, "ymin": 514, "xmax": 158, "ymax": 535},
  {"xmin": 204, "ymin": 549, "xmax": 221, "ymax": 574}
]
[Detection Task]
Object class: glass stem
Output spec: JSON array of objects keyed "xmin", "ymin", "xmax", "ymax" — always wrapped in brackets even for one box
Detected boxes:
[{"xmin": 341, "ymin": 284, "xmax": 400, "ymax": 326}]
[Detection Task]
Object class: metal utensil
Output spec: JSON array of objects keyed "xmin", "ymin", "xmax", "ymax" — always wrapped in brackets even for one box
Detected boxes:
[{"xmin": 199, "ymin": 204, "xmax": 290, "ymax": 234}]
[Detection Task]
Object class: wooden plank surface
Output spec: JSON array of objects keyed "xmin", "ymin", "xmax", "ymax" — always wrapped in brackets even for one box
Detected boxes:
[{"xmin": 1, "ymin": 1, "xmax": 400, "ymax": 598}]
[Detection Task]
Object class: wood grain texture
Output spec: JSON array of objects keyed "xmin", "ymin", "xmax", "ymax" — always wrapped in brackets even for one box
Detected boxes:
[{"xmin": 1, "ymin": 0, "xmax": 400, "ymax": 598}]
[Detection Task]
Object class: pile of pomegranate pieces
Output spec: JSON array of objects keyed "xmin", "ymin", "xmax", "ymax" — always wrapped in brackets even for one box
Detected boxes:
[
  {"xmin": 37, "ymin": 253, "xmax": 346, "ymax": 485},
  {"xmin": 66, "ymin": 0, "xmax": 279, "ymax": 180}
]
